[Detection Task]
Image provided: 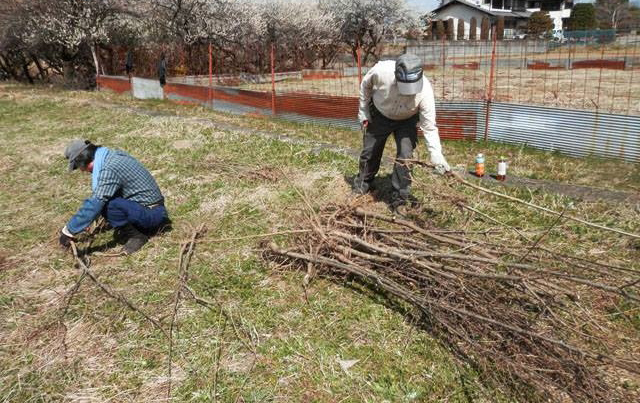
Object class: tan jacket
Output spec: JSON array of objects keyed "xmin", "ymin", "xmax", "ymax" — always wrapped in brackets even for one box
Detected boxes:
[{"xmin": 358, "ymin": 60, "xmax": 449, "ymax": 169}]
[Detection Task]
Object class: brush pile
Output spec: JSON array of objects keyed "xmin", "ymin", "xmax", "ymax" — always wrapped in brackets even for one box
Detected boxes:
[{"xmin": 267, "ymin": 205, "xmax": 640, "ymax": 402}]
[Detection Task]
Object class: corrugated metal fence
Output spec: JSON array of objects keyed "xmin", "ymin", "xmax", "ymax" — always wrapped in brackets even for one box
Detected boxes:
[
  {"xmin": 97, "ymin": 75, "xmax": 640, "ymax": 163},
  {"xmin": 487, "ymin": 102, "xmax": 640, "ymax": 161}
]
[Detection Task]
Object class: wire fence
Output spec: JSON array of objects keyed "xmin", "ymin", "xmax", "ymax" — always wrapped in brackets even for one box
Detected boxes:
[
  {"xmin": 97, "ymin": 29, "xmax": 640, "ymax": 117},
  {"xmin": 95, "ymin": 30, "xmax": 640, "ymax": 161},
  {"xmin": 410, "ymin": 38, "xmax": 640, "ymax": 115}
]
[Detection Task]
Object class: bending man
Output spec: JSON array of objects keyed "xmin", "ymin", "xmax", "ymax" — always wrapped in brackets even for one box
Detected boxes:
[
  {"xmin": 59, "ymin": 139, "xmax": 169, "ymax": 254},
  {"xmin": 354, "ymin": 53, "xmax": 450, "ymax": 209}
]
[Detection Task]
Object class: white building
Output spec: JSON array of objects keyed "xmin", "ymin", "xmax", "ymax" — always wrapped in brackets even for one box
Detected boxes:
[{"xmin": 431, "ymin": 0, "xmax": 574, "ymax": 39}]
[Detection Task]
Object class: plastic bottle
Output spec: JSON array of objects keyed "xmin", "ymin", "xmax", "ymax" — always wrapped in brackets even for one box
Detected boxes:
[
  {"xmin": 497, "ymin": 156, "xmax": 507, "ymax": 181},
  {"xmin": 475, "ymin": 153, "xmax": 485, "ymax": 177}
]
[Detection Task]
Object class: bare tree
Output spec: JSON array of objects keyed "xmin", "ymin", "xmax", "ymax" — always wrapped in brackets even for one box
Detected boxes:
[
  {"xmin": 320, "ymin": 0, "xmax": 414, "ymax": 65},
  {"xmin": 261, "ymin": 1, "xmax": 340, "ymax": 70},
  {"xmin": 595, "ymin": 0, "xmax": 632, "ymax": 29},
  {"xmin": 12, "ymin": 0, "xmax": 127, "ymax": 86},
  {"xmin": 528, "ymin": 11, "xmax": 553, "ymax": 36},
  {"xmin": 0, "ymin": 0, "xmax": 415, "ymax": 84},
  {"xmin": 419, "ymin": 12, "xmax": 435, "ymax": 40},
  {"xmin": 181, "ymin": 1, "xmax": 339, "ymax": 72},
  {"xmin": 0, "ymin": 1, "xmax": 34, "ymax": 82},
  {"xmin": 168, "ymin": 0, "xmax": 266, "ymax": 72}
]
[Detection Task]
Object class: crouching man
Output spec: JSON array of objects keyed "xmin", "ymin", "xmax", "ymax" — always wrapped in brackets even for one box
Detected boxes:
[{"xmin": 59, "ymin": 139, "xmax": 169, "ymax": 254}]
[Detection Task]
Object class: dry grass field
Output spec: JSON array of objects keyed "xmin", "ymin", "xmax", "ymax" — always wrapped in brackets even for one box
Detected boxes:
[{"xmin": 1, "ymin": 83, "xmax": 639, "ymax": 402}]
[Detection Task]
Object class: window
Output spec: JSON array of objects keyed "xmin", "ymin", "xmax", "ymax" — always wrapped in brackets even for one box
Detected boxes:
[
  {"xmin": 513, "ymin": 0, "xmax": 526, "ymax": 11},
  {"xmin": 541, "ymin": 1, "xmax": 562, "ymax": 11}
]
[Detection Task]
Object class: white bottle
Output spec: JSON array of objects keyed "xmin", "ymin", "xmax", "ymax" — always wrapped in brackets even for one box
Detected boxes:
[{"xmin": 497, "ymin": 156, "xmax": 507, "ymax": 181}]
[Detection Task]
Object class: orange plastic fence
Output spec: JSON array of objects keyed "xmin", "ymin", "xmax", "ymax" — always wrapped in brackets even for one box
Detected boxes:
[
  {"xmin": 302, "ymin": 70, "xmax": 342, "ymax": 80},
  {"xmin": 99, "ymin": 77, "xmax": 478, "ymax": 141},
  {"xmin": 97, "ymin": 76, "xmax": 131, "ymax": 93},
  {"xmin": 452, "ymin": 62, "xmax": 479, "ymax": 70},
  {"xmin": 571, "ymin": 59, "xmax": 625, "ymax": 70},
  {"xmin": 275, "ymin": 92, "xmax": 357, "ymax": 119},
  {"xmin": 164, "ymin": 82, "xmax": 272, "ymax": 109},
  {"xmin": 527, "ymin": 62, "xmax": 565, "ymax": 70}
]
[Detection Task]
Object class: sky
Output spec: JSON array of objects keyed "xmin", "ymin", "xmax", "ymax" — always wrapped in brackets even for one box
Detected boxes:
[{"xmin": 405, "ymin": 0, "xmax": 439, "ymax": 13}]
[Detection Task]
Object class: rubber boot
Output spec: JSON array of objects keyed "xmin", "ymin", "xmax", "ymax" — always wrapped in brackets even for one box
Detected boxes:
[
  {"xmin": 390, "ymin": 193, "xmax": 407, "ymax": 215},
  {"xmin": 390, "ymin": 193, "xmax": 419, "ymax": 216},
  {"xmin": 119, "ymin": 224, "xmax": 149, "ymax": 254},
  {"xmin": 352, "ymin": 175, "xmax": 372, "ymax": 195}
]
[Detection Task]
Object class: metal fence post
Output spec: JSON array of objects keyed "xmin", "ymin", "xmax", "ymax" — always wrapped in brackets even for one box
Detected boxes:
[
  {"xmin": 596, "ymin": 45, "xmax": 605, "ymax": 110},
  {"xmin": 95, "ymin": 44, "xmax": 100, "ymax": 91},
  {"xmin": 208, "ymin": 42, "xmax": 213, "ymax": 108},
  {"xmin": 483, "ymin": 27, "xmax": 497, "ymax": 142},
  {"xmin": 271, "ymin": 43, "xmax": 276, "ymax": 116},
  {"xmin": 626, "ymin": 39, "xmax": 637, "ymax": 114},
  {"xmin": 441, "ymin": 34, "xmax": 446, "ymax": 100},
  {"xmin": 357, "ymin": 42, "xmax": 362, "ymax": 85}
]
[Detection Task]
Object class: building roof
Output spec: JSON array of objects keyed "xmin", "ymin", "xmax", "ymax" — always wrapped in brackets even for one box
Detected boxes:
[{"xmin": 431, "ymin": 0, "xmax": 532, "ymax": 18}]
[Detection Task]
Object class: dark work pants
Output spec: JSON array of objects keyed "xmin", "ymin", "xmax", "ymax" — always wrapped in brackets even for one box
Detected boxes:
[
  {"xmin": 103, "ymin": 198, "xmax": 167, "ymax": 229},
  {"xmin": 355, "ymin": 110, "xmax": 419, "ymax": 198}
]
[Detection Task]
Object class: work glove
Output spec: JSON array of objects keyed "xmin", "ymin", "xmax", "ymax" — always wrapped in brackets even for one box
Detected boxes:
[
  {"xmin": 360, "ymin": 120, "xmax": 369, "ymax": 135},
  {"xmin": 428, "ymin": 149, "xmax": 451, "ymax": 175},
  {"xmin": 59, "ymin": 226, "xmax": 75, "ymax": 248}
]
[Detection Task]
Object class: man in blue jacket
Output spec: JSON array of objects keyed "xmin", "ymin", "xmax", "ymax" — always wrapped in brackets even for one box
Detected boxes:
[{"xmin": 59, "ymin": 139, "xmax": 169, "ymax": 254}]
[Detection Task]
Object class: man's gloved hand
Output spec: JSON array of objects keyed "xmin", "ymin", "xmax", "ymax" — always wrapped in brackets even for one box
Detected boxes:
[
  {"xmin": 429, "ymin": 150, "xmax": 451, "ymax": 174},
  {"xmin": 361, "ymin": 120, "xmax": 369, "ymax": 136},
  {"xmin": 434, "ymin": 164, "xmax": 447, "ymax": 175},
  {"xmin": 59, "ymin": 226, "xmax": 75, "ymax": 248}
]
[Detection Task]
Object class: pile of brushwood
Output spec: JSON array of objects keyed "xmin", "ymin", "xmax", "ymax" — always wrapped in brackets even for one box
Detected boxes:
[{"xmin": 267, "ymin": 202, "xmax": 640, "ymax": 402}]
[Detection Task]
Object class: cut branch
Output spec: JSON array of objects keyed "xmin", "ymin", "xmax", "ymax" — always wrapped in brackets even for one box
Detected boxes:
[
  {"xmin": 69, "ymin": 242, "xmax": 169, "ymax": 338},
  {"xmin": 451, "ymin": 171, "xmax": 640, "ymax": 239}
]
